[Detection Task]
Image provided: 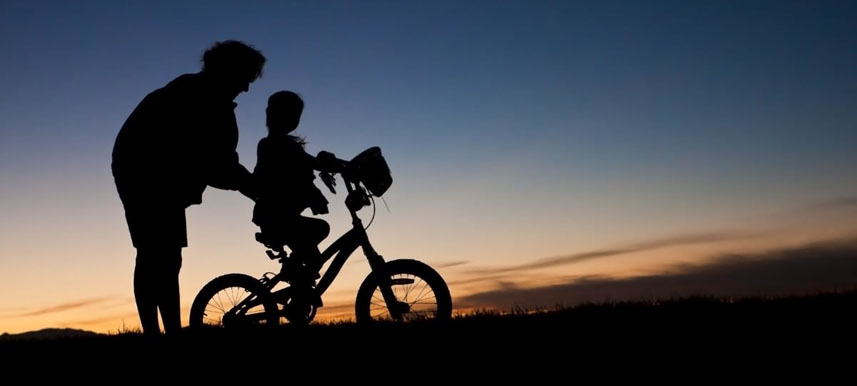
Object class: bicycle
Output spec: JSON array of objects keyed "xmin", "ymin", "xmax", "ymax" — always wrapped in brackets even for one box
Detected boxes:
[{"xmin": 189, "ymin": 147, "xmax": 452, "ymax": 327}]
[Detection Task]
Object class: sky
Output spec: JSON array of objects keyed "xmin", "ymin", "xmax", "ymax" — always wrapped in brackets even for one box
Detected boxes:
[{"xmin": 1, "ymin": 0, "xmax": 856, "ymax": 334}]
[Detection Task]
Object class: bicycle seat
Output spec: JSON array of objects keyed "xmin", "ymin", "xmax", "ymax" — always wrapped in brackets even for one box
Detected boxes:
[{"xmin": 255, "ymin": 232, "xmax": 287, "ymax": 250}]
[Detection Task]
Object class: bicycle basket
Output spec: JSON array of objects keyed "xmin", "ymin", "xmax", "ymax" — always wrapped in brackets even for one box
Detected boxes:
[{"xmin": 349, "ymin": 147, "xmax": 392, "ymax": 197}]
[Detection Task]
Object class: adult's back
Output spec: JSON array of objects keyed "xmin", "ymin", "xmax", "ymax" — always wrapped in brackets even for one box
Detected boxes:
[{"xmin": 113, "ymin": 72, "xmax": 244, "ymax": 209}]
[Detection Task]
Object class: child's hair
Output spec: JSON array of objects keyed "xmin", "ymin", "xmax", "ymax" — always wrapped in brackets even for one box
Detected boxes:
[
  {"xmin": 268, "ymin": 91, "xmax": 303, "ymax": 113},
  {"xmin": 267, "ymin": 90, "xmax": 306, "ymax": 145}
]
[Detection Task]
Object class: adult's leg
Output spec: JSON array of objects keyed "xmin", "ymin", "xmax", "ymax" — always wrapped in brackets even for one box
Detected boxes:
[
  {"xmin": 135, "ymin": 246, "xmax": 183, "ymax": 334},
  {"xmin": 134, "ymin": 248, "xmax": 162, "ymax": 335},
  {"xmin": 126, "ymin": 205, "xmax": 187, "ymax": 335},
  {"xmin": 156, "ymin": 248, "xmax": 183, "ymax": 334}
]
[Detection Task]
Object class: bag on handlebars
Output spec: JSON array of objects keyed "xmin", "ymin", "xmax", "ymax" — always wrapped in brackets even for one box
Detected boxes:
[{"xmin": 349, "ymin": 147, "xmax": 392, "ymax": 197}]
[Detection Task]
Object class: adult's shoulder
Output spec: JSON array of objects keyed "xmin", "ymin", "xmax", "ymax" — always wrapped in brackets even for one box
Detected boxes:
[
  {"xmin": 141, "ymin": 73, "xmax": 198, "ymax": 103},
  {"xmin": 161, "ymin": 73, "xmax": 203, "ymax": 94}
]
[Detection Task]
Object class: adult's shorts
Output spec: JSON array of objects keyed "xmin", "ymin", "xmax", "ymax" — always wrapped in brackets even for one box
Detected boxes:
[{"xmin": 123, "ymin": 206, "xmax": 188, "ymax": 249}]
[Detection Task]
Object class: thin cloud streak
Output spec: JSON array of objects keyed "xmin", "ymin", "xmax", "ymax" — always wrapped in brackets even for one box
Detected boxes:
[
  {"xmin": 466, "ymin": 231, "xmax": 756, "ymax": 275},
  {"xmin": 13, "ymin": 297, "xmax": 114, "ymax": 317},
  {"xmin": 434, "ymin": 261, "xmax": 469, "ymax": 269},
  {"xmin": 447, "ymin": 273, "xmax": 516, "ymax": 286},
  {"xmin": 810, "ymin": 196, "xmax": 857, "ymax": 209}
]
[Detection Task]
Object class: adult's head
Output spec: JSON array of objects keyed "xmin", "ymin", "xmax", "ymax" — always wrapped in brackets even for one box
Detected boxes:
[
  {"xmin": 266, "ymin": 91, "xmax": 304, "ymax": 133},
  {"xmin": 201, "ymin": 40, "xmax": 266, "ymax": 100}
]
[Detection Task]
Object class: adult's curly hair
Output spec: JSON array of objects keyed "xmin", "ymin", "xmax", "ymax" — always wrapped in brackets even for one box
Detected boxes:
[{"xmin": 202, "ymin": 40, "xmax": 266, "ymax": 81}]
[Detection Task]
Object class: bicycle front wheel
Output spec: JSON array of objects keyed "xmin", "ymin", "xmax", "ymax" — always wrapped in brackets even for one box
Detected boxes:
[
  {"xmin": 189, "ymin": 273, "xmax": 279, "ymax": 329},
  {"xmin": 355, "ymin": 259, "xmax": 452, "ymax": 323}
]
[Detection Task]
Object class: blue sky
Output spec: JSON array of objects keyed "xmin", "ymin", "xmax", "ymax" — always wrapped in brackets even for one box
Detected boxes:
[{"xmin": 1, "ymin": 1, "xmax": 856, "ymax": 333}]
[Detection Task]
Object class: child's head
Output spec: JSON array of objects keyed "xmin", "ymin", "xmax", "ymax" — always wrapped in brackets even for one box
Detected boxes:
[{"xmin": 266, "ymin": 91, "xmax": 304, "ymax": 133}]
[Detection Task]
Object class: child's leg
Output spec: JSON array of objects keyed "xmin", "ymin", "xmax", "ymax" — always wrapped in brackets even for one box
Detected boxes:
[{"xmin": 292, "ymin": 216, "xmax": 329, "ymax": 270}]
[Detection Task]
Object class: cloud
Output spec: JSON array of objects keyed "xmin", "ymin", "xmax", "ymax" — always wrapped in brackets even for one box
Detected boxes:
[
  {"xmin": 434, "ymin": 261, "xmax": 469, "ymax": 269},
  {"xmin": 465, "ymin": 230, "xmax": 755, "ymax": 275},
  {"xmin": 12, "ymin": 297, "xmax": 115, "ymax": 317},
  {"xmin": 810, "ymin": 197, "xmax": 857, "ymax": 210},
  {"xmin": 447, "ymin": 273, "xmax": 516, "ymax": 286},
  {"xmin": 457, "ymin": 237, "xmax": 857, "ymax": 310}
]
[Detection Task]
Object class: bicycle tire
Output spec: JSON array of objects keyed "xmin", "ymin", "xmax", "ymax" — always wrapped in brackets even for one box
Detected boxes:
[
  {"xmin": 355, "ymin": 259, "xmax": 452, "ymax": 323},
  {"xmin": 189, "ymin": 273, "xmax": 280, "ymax": 329}
]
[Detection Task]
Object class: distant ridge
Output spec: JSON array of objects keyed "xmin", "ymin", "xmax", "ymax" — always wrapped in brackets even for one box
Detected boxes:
[{"xmin": 0, "ymin": 328, "xmax": 101, "ymax": 341}]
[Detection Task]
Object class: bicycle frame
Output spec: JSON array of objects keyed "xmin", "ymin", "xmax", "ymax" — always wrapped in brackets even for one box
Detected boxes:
[
  {"xmin": 192, "ymin": 148, "xmax": 452, "ymax": 327},
  {"xmin": 251, "ymin": 176, "xmax": 405, "ymax": 321}
]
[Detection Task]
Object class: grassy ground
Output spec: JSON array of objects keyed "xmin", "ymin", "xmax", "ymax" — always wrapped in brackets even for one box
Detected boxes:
[{"xmin": 3, "ymin": 290, "xmax": 855, "ymax": 366}]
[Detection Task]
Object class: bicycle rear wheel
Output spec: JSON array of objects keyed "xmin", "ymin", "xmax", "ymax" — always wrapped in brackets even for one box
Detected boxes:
[
  {"xmin": 355, "ymin": 259, "xmax": 452, "ymax": 323},
  {"xmin": 189, "ymin": 273, "xmax": 279, "ymax": 329}
]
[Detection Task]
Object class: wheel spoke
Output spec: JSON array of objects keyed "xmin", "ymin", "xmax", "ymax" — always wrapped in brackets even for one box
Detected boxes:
[
  {"xmin": 202, "ymin": 285, "xmax": 265, "ymax": 326},
  {"xmin": 368, "ymin": 273, "xmax": 437, "ymax": 321},
  {"xmin": 410, "ymin": 278, "xmax": 430, "ymax": 304},
  {"xmin": 214, "ymin": 292, "xmax": 227, "ymax": 312}
]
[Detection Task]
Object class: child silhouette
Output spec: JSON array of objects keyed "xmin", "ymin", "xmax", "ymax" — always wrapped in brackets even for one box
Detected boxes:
[{"xmin": 252, "ymin": 91, "xmax": 338, "ymax": 277}]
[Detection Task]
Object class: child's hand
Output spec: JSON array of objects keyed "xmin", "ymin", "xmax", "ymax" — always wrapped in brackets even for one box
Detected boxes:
[
  {"xmin": 320, "ymin": 172, "xmax": 337, "ymax": 194},
  {"xmin": 317, "ymin": 151, "xmax": 344, "ymax": 172}
]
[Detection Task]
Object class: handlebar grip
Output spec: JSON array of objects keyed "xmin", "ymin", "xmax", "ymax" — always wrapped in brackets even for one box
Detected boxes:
[{"xmin": 317, "ymin": 151, "xmax": 345, "ymax": 173}]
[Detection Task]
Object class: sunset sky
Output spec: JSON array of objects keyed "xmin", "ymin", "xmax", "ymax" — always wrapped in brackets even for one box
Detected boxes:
[{"xmin": 2, "ymin": 1, "xmax": 856, "ymax": 334}]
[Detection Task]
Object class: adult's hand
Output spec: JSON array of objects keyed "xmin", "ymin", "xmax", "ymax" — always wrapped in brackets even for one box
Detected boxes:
[{"xmin": 237, "ymin": 167, "xmax": 258, "ymax": 201}]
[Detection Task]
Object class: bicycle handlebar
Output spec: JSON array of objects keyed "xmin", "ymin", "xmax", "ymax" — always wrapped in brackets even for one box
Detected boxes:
[{"xmin": 316, "ymin": 147, "xmax": 390, "ymax": 211}]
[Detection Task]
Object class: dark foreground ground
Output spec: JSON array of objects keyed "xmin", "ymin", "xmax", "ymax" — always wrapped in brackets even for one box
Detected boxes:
[{"xmin": 3, "ymin": 291, "xmax": 856, "ymax": 368}]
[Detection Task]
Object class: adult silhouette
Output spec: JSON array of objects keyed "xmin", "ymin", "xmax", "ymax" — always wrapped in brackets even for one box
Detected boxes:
[{"xmin": 112, "ymin": 40, "xmax": 265, "ymax": 335}]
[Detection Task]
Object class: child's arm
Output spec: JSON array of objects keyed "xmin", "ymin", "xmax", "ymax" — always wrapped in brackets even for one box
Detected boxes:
[{"xmin": 312, "ymin": 150, "xmax": 346, "ymax": 194}]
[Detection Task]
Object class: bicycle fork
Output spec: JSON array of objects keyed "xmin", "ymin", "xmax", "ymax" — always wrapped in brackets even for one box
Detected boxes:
[{"xmin": 361, "ymin": 235, "xmax": 406, "ymax": 321}]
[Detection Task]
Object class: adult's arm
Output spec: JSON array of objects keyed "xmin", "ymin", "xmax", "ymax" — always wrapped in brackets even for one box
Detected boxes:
[{"xmin": 199, "ymin": 106, "xmax": 257, "ymax": 200}]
